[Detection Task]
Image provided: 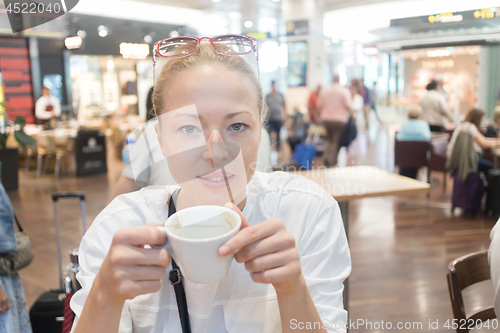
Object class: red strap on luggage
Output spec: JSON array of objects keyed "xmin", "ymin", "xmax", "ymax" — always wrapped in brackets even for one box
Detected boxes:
[{"xmin": 61, "ymin": 293, "xmax": 75, "ymax": 333}]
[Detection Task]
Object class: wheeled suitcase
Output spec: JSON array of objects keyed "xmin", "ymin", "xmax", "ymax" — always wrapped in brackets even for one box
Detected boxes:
[
  {"xmin": 486, "ymin": 169, "xmax": 500, "ymax": 217},
  {"xmin": 30, "ymin": 192, "xmax": 86, "ymax": 333}
]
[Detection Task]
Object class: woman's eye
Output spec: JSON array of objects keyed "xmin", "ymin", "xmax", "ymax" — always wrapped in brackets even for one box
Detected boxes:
[
  {"xmin": 230, "ymin": 123, "xmax": 247, "ymax": 131},
  {"xmin": 181, "ymin": 125, "xmax": 199, "ymax": 134}
]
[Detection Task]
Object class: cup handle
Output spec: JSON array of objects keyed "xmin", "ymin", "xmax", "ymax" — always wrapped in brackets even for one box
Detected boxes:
[{"xmin": 153, "ymin": 226, "xmax": 173, "ymax": 254}]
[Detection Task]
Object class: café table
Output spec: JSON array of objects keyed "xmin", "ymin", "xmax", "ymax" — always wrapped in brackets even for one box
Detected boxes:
[{"xmin": 291, "ymin": 166, "xmax": 430, "ymax": 313}]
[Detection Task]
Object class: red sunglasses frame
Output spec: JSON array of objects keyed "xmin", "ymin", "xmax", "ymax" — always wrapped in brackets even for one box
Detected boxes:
[{"xmin": 152, "ymin": 34, "xmax": 258, "ymax": 66}]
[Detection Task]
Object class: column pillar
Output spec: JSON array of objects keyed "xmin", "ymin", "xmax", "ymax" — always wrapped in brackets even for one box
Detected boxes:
[{"xmin": 281, "ymin": 0, "xmax": 326, "ymax": 113}]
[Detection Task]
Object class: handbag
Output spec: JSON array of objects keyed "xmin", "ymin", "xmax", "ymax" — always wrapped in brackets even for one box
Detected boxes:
[
  {"xmin": 339, "ymin": 117, "xmax": 357, "ymax": 149},
  {"xmin": 168, "ymin": 189, "xmax": 192, "ymax": 333},
  {"xmin": 0, "ymin": 215, "xmax": 34, "ymax": 276}
]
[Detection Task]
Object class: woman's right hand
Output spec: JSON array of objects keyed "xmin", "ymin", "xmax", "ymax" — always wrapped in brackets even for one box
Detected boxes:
[{"xmin": 93, "ymin": 224, "xmax": 171, "ymax": 305}]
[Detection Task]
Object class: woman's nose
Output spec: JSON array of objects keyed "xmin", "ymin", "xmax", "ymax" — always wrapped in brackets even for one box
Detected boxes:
[{"xmin": 203, "ymin": 130, "xmax": 229, "ymax": 168}]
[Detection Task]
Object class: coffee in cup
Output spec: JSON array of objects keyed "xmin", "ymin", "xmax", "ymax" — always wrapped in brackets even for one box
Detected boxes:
[{"xmin": 157, "ymin": 205, "xmax": 241, "ymax": 284}]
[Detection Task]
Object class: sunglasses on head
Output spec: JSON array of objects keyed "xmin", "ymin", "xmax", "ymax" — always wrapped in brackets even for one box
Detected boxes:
[{"xmin": 152, "ymin": 34, "xmax": 258, "ymax": 65}]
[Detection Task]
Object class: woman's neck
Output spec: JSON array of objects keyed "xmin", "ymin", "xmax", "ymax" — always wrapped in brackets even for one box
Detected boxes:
[{"xmin": 175, "ymin": 189, "xmax": 246, "ymax": 212}]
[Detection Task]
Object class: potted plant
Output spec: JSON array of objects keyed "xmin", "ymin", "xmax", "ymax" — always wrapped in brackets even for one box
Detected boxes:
[{"xmin": 0, "ymin": 101, "xmax": 19, "ymax": 191}]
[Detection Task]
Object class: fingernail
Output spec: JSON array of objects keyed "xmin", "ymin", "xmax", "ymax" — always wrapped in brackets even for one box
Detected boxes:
[
  {"xmin": 219, "ymin": 245, "xmax": 229, "ymax": 256},
  {"xmin": 224, "ymin": 202, "xmax": 233, "ymax": 209}
]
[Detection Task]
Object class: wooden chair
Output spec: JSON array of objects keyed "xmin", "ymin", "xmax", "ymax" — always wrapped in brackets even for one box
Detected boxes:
[
  {"xmin": 53, "ymin": 136, "xmax": 75, "ymax": 179},
  {"xmin": 394, "ymin": 139, "xmax": 430, "ymax": 177},
  {"xmin": 36, "ymin": 133, "xmax": 57, "ymax": 178},
  {"xmin": 447, "ymin": 250, "xmax": 497, "ymax": 333},
  {"xmin": 36, "ymin": 134, "xmax": 74, "ymax": 178},
  {"xmin": 428, "ymin": 138, "xmax": 448, "ymax": 193}
]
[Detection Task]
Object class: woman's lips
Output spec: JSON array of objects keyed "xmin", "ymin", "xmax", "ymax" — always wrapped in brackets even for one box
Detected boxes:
[{"xmin": 196, "ymin": 172, "xmax": 235, "ymax": 189}]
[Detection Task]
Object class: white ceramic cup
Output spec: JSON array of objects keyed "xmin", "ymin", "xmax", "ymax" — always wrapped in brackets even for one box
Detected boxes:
[{"xmin": 157, "ymin": 205, "xmax": 242, "ymax": 284}]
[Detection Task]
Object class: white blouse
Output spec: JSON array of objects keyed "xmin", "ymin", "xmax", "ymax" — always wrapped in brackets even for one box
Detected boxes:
[
  {"xmin": 70, "ymin": 171, "xmax": 351, "ymax": 333},
  {"xmin": 489, "ymin": 219, "xmax": 500, "ymax": 318}
]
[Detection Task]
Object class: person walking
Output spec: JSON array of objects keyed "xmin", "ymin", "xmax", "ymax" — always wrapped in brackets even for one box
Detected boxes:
[
  {"xmin": 360, "ymin": 79, "xmax": 371, "ymax": 129},
  {"xmin": 265, "ymin": 81, "xmax": 286, "ymax": 152},
  {"xmin": 367, "ymin": 81, "xmax": 382, "ymax": 124},
  {"xmin": 419, "ymin": 80, "xmax": 453, "ymax": 132},
  {"xmin": 318, "ymin": 74, "xmax": 354, "ymax": 167}
]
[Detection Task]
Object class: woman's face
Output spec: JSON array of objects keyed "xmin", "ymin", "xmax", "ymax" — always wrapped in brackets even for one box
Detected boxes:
[{"xmin": 156, "ymin": 64, "xmax": 261, "ymax": 207}]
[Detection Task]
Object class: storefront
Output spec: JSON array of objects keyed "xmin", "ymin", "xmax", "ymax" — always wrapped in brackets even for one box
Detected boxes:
[
  {"xmin": 69, "ymin": 54, "xmax": 149, "ymax": 121},
  {"xmin": 64, "ymin": 13, "xmax": 185, "ymax": 121},
  {"xmin": 372, "ymin": 7, "xmax": 500, "ymax": 115},
  {"xmin": 396, "ymin": 46, "xmax": 479, "ymax": 117}
]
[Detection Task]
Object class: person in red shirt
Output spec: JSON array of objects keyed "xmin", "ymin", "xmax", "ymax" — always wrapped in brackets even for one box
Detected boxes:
[
  {"xmin": 318, "ymin": 75, "xmax": 354, "ymax": 167},
  {"xmin": 307, "ymin": 84, "xmax": 322, "ymax": 123}
]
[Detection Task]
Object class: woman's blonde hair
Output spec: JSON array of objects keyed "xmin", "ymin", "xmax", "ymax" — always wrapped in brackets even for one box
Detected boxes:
[
  {"xmin": 153, "ymin": 43, "xmax": 264, "ymax": 118},
  {"xmin": 464, "ymin": 108, "xmax": 485, "ymax": 128}
]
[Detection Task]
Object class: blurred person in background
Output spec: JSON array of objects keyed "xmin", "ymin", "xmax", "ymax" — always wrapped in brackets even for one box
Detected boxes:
[
  {"xmin": 368, "ymin": 81, "xmax": 382, "ymax": 124},
  {"xmin": 489, "ymin": 218, "xmax": 500, "ymax": 318},
  {"xmin": 35, "ymin": 86, "xmax": 60, "ymax": 124},
  {"xmin": 360, "ymin": 79, "xmax": 372, "ymax": 129},
  {"xmin": 497, "ymin": 88, "xmax": 500, "ymax": 106},
  {"xmin": 437, "ymin": 79, "xmax": 450, "ymax": 101},
  {"xmin": 318, "ymin": 74, "xmax": 354, "ymax": 167},
  {"xmin": 446, "ymin": 108, "xmax": 497, "ymax": 174},
  {"xmin": 485, "ymin": 106, "xmax": 500, "ymax": 138},
  {"xmin": 0, "ymin": 182, "xmax": 32, "ymax": 333},
  {"xmin": 350, "ymin": 80, "xmax": 364, "ymax": 125},
  {"xmin": 419, "ymin": 80, "xmax": 453, "ymax": 132},
  {"xmin": 307, "ymin": 84, "xmax": 321, "ymax": 123},
  {"xmin": 397, "ymin": 105, "xmax": 431, "ymax": 142},
  {"xmin": 396, "ymin": 105, "xmax": 431, "ymax": 179},
  {"xmin": 265, "ymin": 80, "xmax": 286, "ymax": 152}
]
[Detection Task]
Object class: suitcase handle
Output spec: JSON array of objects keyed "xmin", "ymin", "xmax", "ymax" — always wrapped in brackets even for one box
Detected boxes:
[
  {"xmin": 52, "ymin": 192, "xmax": 86, "ymax": 290},
  {"xmin": 52, "ymin": 192, "xmax": 85, "ymax": 202}
]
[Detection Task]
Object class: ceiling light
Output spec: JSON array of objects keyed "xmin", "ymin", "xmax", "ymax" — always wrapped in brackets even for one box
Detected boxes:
[
  {"xmin": 65, "ymin": 35, "xmax": 83, "ymax": 50},
  {"xmin": 363, "ymin": 47, "xmax": 379, "ymax": 55},
  {"xmin": 244, "ymin": 21, "xmax": 253, "ymax": 28},
  {"xmin": 343, "ymin": 40, "xmax": 353, "ymax": 47},
  {"xmin": 229, "ymin": 12, "xmax": 241, "ymax": 20},
  {"xmin": 77, "ymin": 30, "xmax": 86, "ymax": 38},
  {"xmin": 97, "ymin": 25, "xmax": 109, "ymax": 37}
]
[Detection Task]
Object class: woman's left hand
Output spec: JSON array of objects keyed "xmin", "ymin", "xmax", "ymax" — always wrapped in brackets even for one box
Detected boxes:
[{"xmin": 219, "ymin": 202, "xmax": 302, "ymax": 293}]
